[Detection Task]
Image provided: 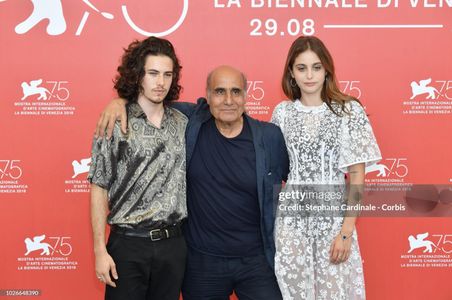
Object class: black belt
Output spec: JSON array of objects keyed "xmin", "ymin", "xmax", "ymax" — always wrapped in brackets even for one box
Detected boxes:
[{"xmin": 111, "ymin": 223, "xmax": 183, "ymax": 241}]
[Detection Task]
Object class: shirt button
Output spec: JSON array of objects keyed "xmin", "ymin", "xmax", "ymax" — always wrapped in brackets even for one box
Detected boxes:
[{"xmin": 268, "ymin": 172, "xmax": 272, "ymax": 176}]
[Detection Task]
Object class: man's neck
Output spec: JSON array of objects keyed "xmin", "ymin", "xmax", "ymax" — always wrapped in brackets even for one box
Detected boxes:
[
  {"xmin": 137, "ymin": 97, "xmax": 165, "ymax": 128},
  {"xmin": 215, "ymin": 116, "xmax": 244, "ymax": 138}
]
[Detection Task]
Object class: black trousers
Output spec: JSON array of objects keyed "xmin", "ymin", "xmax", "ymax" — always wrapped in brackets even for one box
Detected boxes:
[
  {"xmin": 182, "ymin": 247, "xmax": 282, "ymax": 300},
  {"xmin": 105, "ymin": 231, "xmax": 186, "ymax": 300}
]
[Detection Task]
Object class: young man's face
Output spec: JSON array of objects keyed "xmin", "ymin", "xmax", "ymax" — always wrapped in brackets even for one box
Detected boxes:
[{"xmin": 140, "ymin": 55, "xmax": 174, "ymax": 104}]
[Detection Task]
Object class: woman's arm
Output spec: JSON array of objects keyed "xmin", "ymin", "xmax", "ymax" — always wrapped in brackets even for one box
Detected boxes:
[{"xmin": 329, "ymin": 163, "xmax": 365, "ymax": 264}]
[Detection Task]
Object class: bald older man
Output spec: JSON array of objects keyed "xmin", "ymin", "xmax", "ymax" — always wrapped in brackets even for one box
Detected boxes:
[{"xmin": 96, "ymin": 66, "xmax": 289, "ymax": 299}]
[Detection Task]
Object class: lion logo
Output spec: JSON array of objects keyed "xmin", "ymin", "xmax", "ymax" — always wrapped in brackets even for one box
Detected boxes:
[
  {"xmin": 410, "ymin": 78, "xmax": 440, "ymax": 100},
  {"xmin": 24, "ymin": 235, "xmax": 53, "ymax": 256},
  {"xmin": 408, "ymin": 232, "xmax": 435, "ymax": 253}
]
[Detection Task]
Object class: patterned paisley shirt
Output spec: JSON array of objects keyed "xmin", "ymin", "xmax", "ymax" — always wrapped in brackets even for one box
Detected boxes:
[{"xmin": 88, "ymin": 103, "xmax": 188, "ymax": 230}]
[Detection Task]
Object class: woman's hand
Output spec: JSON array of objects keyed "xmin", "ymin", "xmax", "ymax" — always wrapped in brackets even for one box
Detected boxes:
[{"xmin": 329, "ymin": 231, "xmax": 353, "ymax": 264}]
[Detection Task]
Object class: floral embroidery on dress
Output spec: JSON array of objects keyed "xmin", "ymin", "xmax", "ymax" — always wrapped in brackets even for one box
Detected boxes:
[{"xmin": 271, "ymin": 100, "xmax": 381, "ymax": 300}]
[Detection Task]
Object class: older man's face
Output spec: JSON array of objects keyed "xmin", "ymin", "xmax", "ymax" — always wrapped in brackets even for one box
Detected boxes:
[{"xmin": 207, "ymin": 67, "xmax": 246, "ymax": 127}]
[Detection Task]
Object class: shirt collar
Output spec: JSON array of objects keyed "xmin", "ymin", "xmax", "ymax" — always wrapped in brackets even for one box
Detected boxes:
[{"xmin": 127, "ymin": 102, "xmax": 173, "ymax": 119}]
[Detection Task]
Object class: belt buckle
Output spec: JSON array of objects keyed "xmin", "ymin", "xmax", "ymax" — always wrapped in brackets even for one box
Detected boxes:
[
  {"xmin": 149, "ymin": 229, "xmax": 161, "ymax": 241},
  {"xmin": 149, "ymin": 228, "xmax": 169, "ymax": 241}
]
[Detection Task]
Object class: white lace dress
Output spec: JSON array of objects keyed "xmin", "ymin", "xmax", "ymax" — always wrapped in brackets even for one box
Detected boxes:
[{"xmin": 271, "ymin": 100, "xmax": 381, "ymax": 300}]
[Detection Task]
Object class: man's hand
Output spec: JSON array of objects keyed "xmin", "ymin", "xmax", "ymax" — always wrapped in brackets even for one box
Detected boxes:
[
  {"xmin": 95, "ymin": 250, "xmax": 118, "ymax": 287},
  {"xmin": 94, "ymin": 98, "xmax": 128, "ymax": 139}
]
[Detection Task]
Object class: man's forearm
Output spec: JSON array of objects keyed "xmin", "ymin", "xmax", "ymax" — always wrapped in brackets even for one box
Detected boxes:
[
  {"xmin": 90, "ymin": 184, "xmax": 109, "ymax": 254},
  {"xmin": 170, "ymin": 101, "xmax": 196, "ymax": 117}
]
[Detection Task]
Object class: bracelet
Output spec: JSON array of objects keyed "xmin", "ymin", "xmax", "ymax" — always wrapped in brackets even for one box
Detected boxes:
[{"xmin": 340, "ymin": 230, "xmax": 353, "ymax": 241}]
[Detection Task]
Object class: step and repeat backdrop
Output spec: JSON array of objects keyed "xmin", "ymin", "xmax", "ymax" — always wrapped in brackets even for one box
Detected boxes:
[{"xmin": 1, "ymin": 1, "xmax": 451, "ymax": 299}]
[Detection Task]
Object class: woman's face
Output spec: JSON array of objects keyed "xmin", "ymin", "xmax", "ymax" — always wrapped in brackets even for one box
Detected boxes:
[{"xmin": 290, "ymin": 49, "xmax": 326, "ymax": 100}]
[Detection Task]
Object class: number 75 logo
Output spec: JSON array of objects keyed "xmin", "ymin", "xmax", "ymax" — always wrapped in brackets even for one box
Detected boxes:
[
  {"xmin": 0, "ymin": 160, "xmax": 23, "ymax": 180},
  {"xmin": 340, "ymin": 81, "xmax": 361, "ymax": 99}
]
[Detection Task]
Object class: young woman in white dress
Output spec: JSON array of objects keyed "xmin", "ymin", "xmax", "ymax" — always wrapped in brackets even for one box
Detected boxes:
[{"xmin": 271, "ymin": 36, "xmax": 381, "ymax": 300}]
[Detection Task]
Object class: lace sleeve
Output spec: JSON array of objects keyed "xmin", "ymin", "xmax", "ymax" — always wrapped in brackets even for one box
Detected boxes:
[
  {"xmin": 338, "ymin": 101, "xmax": 382, "ymax": 173},
  {"xmin": 270, "ymin": 101, "xmax": 288, "ymax": 131}
]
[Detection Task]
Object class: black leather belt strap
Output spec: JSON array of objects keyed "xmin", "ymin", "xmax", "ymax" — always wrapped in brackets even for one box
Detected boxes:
[{"xmin": 111, "ymin": 223, "xmax": 183, "ymax": 241}]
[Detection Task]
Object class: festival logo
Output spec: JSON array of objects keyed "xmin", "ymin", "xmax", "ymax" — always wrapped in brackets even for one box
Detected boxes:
[
  {"xmin": 365, "ymin": 163, "xmax": 390, "ymax": 177},
  {"xmin": 20, "ymin": 79, "xmax": 50, "ymax": 101},
  {"xmin": 24, "ymin": 235, "xmax": 53, "ymax": 256},
  {"xmin": 400, "ymin": 232, "xmax": 452, "ymax": 268},
  {"xmin": 9, "ymin": 0, "xmax": 188, "ymax": 37},
  {"xmin": 17, "ymin": 234, "xmax": 78, "ymax": 271},
  {"xmin": 65, "ymin": 157, "xmax": 90, "ymax": 193},
  {"xmin": 15, "ymin": 0, "xmax": 66, "ymax": 35},
  {"xmin": 14, "ymin": 78, "xmax": 75, "ymax": 117},
  {"xmin": 410, "ymin": 79, "xmax": 440, "ymax": 100},
  {"xmin": 407, "ymin": 232, "xmax": 435, "ymax": 253},
  {"xmin": 72, "ymin": 158, "xmax": 91, "ymax": 179},
  {"xmin": 0, "ymin": 160, "xmax": 29, "ymax": 193},
  {"xmin": 339, "ymin": 80, "xmax": 362, "ymax": 99},
  {"xmin": 245, "ymin": 80, "xmax": 270, "ymax": 116},
  {"xmin": 403, "ymin": 78, "xmax": 452, "ymax": 115},
  {"xmin": 364, "ymin": 158, "xmax": 413, "ymax": 206},
  {"xmin": 365, "ymin": 158, "xmax": 409, "ymax": 183}
]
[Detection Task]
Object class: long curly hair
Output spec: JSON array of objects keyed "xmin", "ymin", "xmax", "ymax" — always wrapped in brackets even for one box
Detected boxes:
[
  {"xmin": 114, "ymin": 36, "xmax": 182, "ymax": 103},
  {"xmin": 282, "ymin": 36, "xmax": 360, "ymax": 115}
]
